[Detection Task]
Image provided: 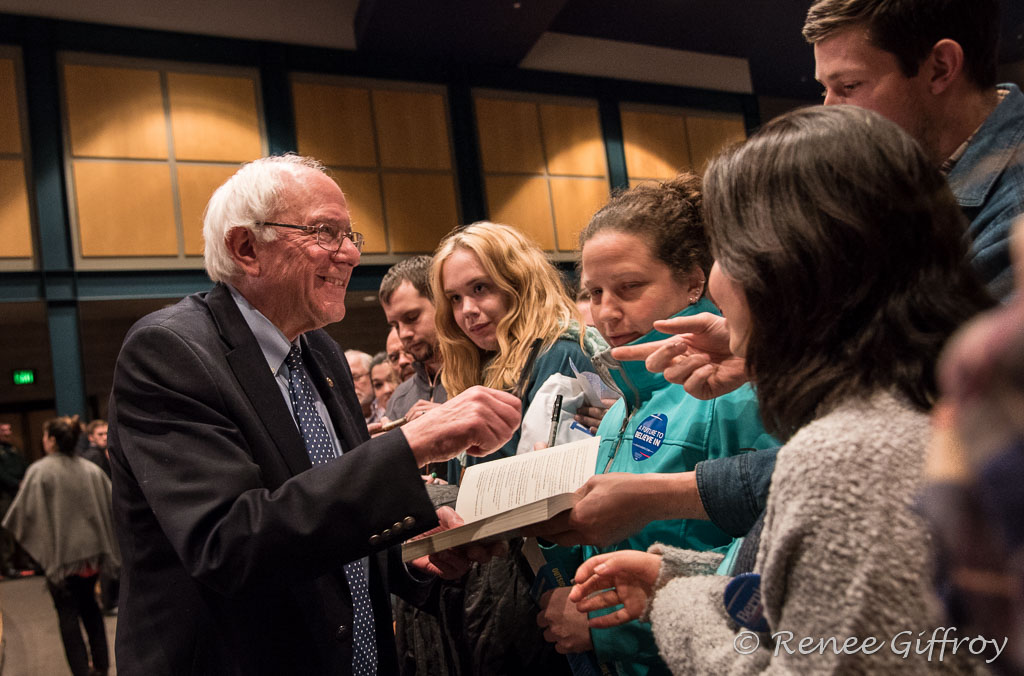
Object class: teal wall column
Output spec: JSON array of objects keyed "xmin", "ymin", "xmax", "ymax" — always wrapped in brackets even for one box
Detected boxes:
[
  {"xmin": 598, "ymin": 96, "xmax": 629, "ymax": 191},
  {"xmin": 23, "ymin": 37, "xmax": 87, "ymax": 415},
  {"xmin": 45, "ymin": 302, "xmax": 87, "ymax": 415}
]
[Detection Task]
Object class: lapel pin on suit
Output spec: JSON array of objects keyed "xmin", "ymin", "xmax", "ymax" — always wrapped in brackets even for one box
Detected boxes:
[{"xmin": 326, "ymin": 377, "xmax": 335, "ymax": 388}]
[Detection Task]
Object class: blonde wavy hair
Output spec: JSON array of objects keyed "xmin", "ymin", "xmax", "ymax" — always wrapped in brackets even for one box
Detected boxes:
[{"xmin": 431, "ymin": 222, "xmax": 584, "ymax": 396}]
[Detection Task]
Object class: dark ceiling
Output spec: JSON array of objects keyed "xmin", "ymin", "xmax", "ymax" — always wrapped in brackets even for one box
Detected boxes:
[{"xmin": 355, "ymin": 0, "xmax": 1024, "ymax": 101}]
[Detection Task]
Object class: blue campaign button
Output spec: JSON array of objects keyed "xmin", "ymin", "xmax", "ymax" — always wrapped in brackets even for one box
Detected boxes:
[
  {"xmin": 723, "ymin": 572, "xmax": 769, "ymax": 632},
  {"xmin": 632, "ymin": 414, "xmax": 667, "ymax": 461}
]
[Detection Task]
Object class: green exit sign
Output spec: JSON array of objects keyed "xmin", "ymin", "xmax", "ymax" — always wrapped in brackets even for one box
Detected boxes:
[{"xmin": 12, "ymin": 369, "xmax": 35, "ymax": 386}]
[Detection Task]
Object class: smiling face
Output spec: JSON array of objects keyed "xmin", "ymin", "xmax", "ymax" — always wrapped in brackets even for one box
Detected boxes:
[
  {"xmin": 441, "ymin": 248, "xmax": 510, "ymax": 351},
  {"xmin": 238, "ymin": 169, "xmax": 358, "ymax": 340},
  {"xmin": 814, "ymin": 26, "xmax": 933, "ymax": 153},
  {"xmin": 582, "ymin": 231, "xmax": 696, "ymax": 347},
  {"xmin": 382, "ymin": 281, "xmax": 437, "ymax": 364}
]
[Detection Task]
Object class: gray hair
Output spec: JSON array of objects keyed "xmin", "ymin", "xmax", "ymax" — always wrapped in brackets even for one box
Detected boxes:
[
  {"xmin": 344, "ymin": 349, "xmax": 372, "ymax": 372},
  {"xmin": 203, "ymin": 154, "xmax": 329, "ymax": 283}
]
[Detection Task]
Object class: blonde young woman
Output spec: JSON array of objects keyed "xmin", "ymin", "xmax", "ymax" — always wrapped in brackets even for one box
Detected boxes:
[
  {"xmin": 426, "ymin": 221, "xmax": 606, "ymax": 676},
  {"xmin": 431, "ymin": 221, "xmax": 607, "ymax": 482}
]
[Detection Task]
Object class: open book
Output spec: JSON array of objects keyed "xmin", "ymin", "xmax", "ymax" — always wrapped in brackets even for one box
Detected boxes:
[{"xmin": 401, "ymin": 436, "xmax": 600, "ymax": 562}]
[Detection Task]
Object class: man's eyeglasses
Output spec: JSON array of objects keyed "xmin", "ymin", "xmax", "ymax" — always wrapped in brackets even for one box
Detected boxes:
[{"xmin": 261, "ymin": 222, "xmax": 365, "ymax": 253}]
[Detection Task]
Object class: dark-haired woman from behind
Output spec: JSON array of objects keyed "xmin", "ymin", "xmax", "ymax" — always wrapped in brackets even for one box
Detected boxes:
[
  {"xmin": 3, "ymin": 416, "xmax": 120, "ymax": 676},
  {"xmin": 568, "ymin": 106, "xmax": 994, "ymax": 673}
]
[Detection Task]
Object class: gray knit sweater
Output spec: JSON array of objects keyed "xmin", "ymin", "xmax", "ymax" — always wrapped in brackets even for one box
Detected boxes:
[{"xmin": 645, "ymin": 392, "xmax": 986, "ymax": 674}]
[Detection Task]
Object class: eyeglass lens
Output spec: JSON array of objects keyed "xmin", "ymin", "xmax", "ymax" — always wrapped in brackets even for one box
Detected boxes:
[{"xmin": 317, "ymin": 226, "xmax": 364, "ymax": 252}]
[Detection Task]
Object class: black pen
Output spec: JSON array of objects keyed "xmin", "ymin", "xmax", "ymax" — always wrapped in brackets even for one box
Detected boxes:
[
  {"xmin": 512, "ymin": 338, "xmax": 544, "ymax": 402},
  {"xmin": 547, "ymin": 394, "xmax": 563, "ymax": 447}
]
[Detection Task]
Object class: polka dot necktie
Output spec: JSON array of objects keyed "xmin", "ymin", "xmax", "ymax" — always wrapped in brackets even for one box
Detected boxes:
[{"xmin": 285, "ymin": 346, "xmax": 377, "ymax": 675}]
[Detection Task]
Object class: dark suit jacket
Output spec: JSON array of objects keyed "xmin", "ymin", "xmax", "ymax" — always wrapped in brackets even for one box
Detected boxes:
[{"xmin": 108, "ymin": 283, "xmax": 439, "ymax": 675}]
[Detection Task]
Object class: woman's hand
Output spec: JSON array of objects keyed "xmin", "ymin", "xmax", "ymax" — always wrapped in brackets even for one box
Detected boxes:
[
  {"xmin": 569, "ymin": 550, "xmax": 662, "ymax": 628},
  {"xmin": 611, "ymin": 313, "xmax": 747, "ymax": 400},
  {"xmin": 522, "ymin": 472, "xmax": 703, "ymax": 547}
]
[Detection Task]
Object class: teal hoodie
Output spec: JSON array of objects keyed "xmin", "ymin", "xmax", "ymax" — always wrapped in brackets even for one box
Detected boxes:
[{"xmin": 566, "ymin": 299, "xmax": 777, "ymax": 675}]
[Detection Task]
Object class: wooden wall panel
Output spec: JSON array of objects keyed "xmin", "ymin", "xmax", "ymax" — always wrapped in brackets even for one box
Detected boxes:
[
  {"xmin": 539, "ymin": 104, "xmax": 606, "ymax": 177},
  {"xmin": 628, "ymin": 178, "xmax": 661, "ymax": 190},
  {"xmin": 332, "ymin": 169, "xmax": 386, "ymax": 254},
  {"xmin": 373, "ymin": 90, "xmax": 451, "ymax": 170},
  {"xmin": 382, "ymin": 172, "xmax": 459, "ymax": 253},
  {"xmin": 685, "ymin": 115, "xmax": 746, "ymax": 172},
  {"xmin": 73, "ymin": 161, "xmax": 177, "ymax": 257},
  {"xmin": 168, "ymin": 73, "xmax": 262, "ymax": 163},
  {"xmin": 475, "ymin": 98, "xmax": 545, "ymax": 174},
  {"xmin": 177, "ymin": 164, "xmax": 239, "ymax": 256},
  {"xmin": 549, "ymin": 177, "xmax": 609, "ymax": 252},
  {"xmin": 484, "ymin": 175, "xmax": 555, "ymax": 250},
  {"xmin": 621, "ymin": 110, "xmax": 691, "ymax": 180},
  {"xmin": 0, "ymin": 159, "xmax": 32, "ymax": 258},
  {"xmin": 293, "ymin": 83, "xmax": 377, "ymax": 168},
  {"xmin": 0, "ymin": 59, "xmax": 21, "ymax": 155},
  {"xmin": 64, "ymin": 64, "xmax": 167, "ymax": 159}
]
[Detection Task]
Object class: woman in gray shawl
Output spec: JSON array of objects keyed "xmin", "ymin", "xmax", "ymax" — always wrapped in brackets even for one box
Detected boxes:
[{"xmin": 3, "ymin": 415, "xmax": 120, "ymax": 676}]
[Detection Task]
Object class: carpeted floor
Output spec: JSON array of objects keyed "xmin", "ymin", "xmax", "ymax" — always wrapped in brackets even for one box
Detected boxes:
[{"xmin": 0, "ymin": 575, "xmax": 117, "ymax": 676}]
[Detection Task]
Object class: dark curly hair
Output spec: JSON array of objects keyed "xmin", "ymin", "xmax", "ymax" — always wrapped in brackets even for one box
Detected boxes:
[{"xmin": 579, "ymin": 173, "xmax": 711, "ymax": 285}]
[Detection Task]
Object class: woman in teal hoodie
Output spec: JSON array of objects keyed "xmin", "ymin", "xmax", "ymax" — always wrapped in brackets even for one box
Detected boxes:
[{"xmin": 537, "ymin": 174, "xmax": 775, "ymax": 675}]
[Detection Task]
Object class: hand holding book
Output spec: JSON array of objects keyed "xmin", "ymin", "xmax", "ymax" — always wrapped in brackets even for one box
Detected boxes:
[
  {"xmin": 406, "ymin": 506, "xmax": 510, "ymax": 578},
  {"xmin": 401, "ymin": 437, "xmax": 601, "ymax": 562}
]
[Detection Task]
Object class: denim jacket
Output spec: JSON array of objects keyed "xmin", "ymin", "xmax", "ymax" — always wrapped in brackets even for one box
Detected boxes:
[
  {"xmin": 948, "ymin": 83, "xmax": 1024, "ymax": 301},
  {"xmin": 696, "ymin": 447, "xmax": 778, "ymax": 538}
]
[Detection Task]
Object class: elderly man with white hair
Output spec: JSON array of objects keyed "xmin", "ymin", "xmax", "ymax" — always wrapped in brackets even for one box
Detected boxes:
[{"xmin": 107, "ymin": 154, "xmax": 519, "ymax": 676}]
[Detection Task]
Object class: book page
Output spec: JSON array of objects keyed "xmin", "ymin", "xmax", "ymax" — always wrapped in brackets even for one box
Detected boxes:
[{"xmin": 455, "ymin": 436, "xmax": 600, "ymax": 523}]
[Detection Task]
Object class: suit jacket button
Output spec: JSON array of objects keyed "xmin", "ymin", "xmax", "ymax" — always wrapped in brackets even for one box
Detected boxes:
[
  {"xmin": 369, "ymin": 535, "xmax": 382, "ymax": 547},
  {"xmin": 336, "ymin": 624, "xmax": 351, "ymax": 642},
  {"xmin": 403, "ymin": 516, "xmax": 416, "ymax": 529},
  {"xmin": 392, "ymin": 521, "xmax": 403, "ymax": 533},
  {"xmin": 381, "ymin": 528, "xmax": 392, "ymax": 540}
]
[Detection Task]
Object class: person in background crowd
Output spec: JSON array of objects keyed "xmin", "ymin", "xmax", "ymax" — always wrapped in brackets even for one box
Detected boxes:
[
  {"xmin": 106, "ymin": 154, "xmax": 517, "ymax": 675},
  {"xmin": 345, "ymin": 349, "xmax": 378, "ymax": 425},
  {"xmin": 568, "ymin": 105, "xmax": 993, "ymax": 673},
  {"xmin": 80, "ymin": 419, "xmax": 110, "ymax": 478},
  {"xmin": 534, "ymin": 175, "xmax": 774, "ymax": 675},
  {"xmin": 806, "ymin": 0, "xmax": 1023, "ymax": 300},
  {"xmin": 380, "ymin": 256, "xmax": 448, "ymax": 424},
  {"xmin": 3, "ymin": 415, "xmax": 119, "ymax": 676},
  {"xmin": 369, "ymin": 351, "xmax": 398, "ymax": 417},
  {"xmin": 0, "ymin": 422, "xmax": 28, "ymax": 579},
  {"xmin": 386, "ymin": 326, "xmax": 415, "ymax": 382},
  {"xmin": 575, "ymin": 272, "xmax": 595, "ymax": 327},
  {"xmin": 78, "ymin": 419, "xmax": 118, "ymax": 614}
]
